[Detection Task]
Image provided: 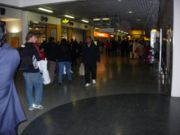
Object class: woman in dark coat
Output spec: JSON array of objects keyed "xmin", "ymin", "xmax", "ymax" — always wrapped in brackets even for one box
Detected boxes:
[{"xmin": 0, "ymin": 22, "xmax": 26, "ymax": 135}]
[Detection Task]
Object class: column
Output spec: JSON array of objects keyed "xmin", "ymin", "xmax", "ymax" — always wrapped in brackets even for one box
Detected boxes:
[
  {"xmin": 171, "ymin": 0, "xmax": 180, "ymax": 97},
  {"xmin": 21, "ymin": 11, "xmax": 28, "ymax": 44}
]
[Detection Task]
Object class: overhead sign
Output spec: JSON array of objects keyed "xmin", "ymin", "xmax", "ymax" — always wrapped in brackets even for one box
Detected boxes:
[
  {"xmin": 99, "ymin": 28, "xmax": 114, "ymax": 33},
  {"xmin": 94, "ymin": 31, "xmax": 110, "ymax": 38}
]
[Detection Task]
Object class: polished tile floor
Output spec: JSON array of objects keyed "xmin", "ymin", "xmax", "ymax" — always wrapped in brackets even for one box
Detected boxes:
[{"xmin": 15, "ymin": 55, "xmax": 174, "ymax": 135}]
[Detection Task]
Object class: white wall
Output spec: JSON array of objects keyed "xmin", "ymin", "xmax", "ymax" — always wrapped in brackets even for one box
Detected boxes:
[
  {"xmin": 171, "ymin": 0, "xmax": 180, "ymax": 97},
  {"xmin": 6, "ymin": 19, "xmax": 22, "ymax": 33},
  {"xmin": 25, "ymin": 11, "xmax": 60, "ymax": 25},
  {"xmin": 0, "ymin": 6, "xmax": 22, "ymax": 19}
]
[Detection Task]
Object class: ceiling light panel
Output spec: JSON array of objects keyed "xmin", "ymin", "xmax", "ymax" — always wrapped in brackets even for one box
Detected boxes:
[
  {"xmin": 64, "ymin": 15, "xmax": 75, "ymax": 19},
  {"xmin": 38, "ymin": 7, "xmax": 53, "ymax": 13},
  {"xmin": 81, "ymin": 19, "xmax": 89, "ymax": 23}
]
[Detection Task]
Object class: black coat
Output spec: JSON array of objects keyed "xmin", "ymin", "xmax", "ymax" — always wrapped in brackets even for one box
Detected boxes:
[
  {"xmin": 82, "ymin": 44, "xmax": 100, "ymax": 65},
  {"xmin": 57, "ymin": 44, "xmax": 72, "ymax": 62},
  {"xmin": 45, "ymin": 42, "xmax": 58, "ymax": 61},
  {"xmin": 18, "ymin": 42, "xmax": 40, "ymax": 72}
]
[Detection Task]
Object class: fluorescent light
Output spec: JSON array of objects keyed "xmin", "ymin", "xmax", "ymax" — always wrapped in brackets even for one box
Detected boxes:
[
  {"xmin": 64, "ymin": 15, "xmax": 75, "ymax": 19},
  {"xmin": 38, "ymin": 7, "xmax": 53, "ymax": 13},
  {"xmin": 128, "ymin": 11, "xmax": 133, "ymax": 14},
  {"xmin": 102, "ymin": 18, "xmax": 110, "ymax": 21},
  {"xmin": 81, "ymin": 19, "xmax": 89, "ymax": 23},
  {"xmin": 93, "ymin": 18, "xmax": 101, "ymax": 21}
]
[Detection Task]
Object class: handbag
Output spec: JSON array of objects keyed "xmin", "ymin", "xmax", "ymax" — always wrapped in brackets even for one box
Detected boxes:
[
  {"xmin": 33, "ymin": 44, "xmax": 51, "ymax": 85},
  {"xmin": 79, "ymin": 63, "xmax": 85, "ymax": 76},
  {"xmin": 37, "ymin": 59, "xmax": 51, "ymax": 85}
]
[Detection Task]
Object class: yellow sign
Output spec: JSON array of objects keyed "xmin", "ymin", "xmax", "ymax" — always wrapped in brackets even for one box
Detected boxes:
[
  {"xmin": 131, "ymin": 30, "xmax": 145, "ymax": 35},
  {"xmin": 62, "ymin": 18, "xmax": 69, "ymax": 24}
]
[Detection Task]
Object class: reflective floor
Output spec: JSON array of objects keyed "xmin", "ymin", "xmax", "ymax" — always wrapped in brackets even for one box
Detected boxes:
[{"xmin": 16, "ymin": 54, "xmax": 172, "ymax": 134}]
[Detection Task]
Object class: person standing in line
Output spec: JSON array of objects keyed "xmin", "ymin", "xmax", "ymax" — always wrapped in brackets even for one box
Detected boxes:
[
  {"xmin": 45, "ymin": 37, "xmax": 57, "ymax": 83},
  {"xmin": 57, "ymin": 38, "xmax": 72, "ymax": 85},
  {"xmin": 19, "ymin": 32, "xmax": 44, "ymax": 111},
  {"xmin": 0, "ymin": 21, "xmax": 26, "ymax": 135},
  {"xmin": 82, "ymin": 36, "xmax": 100, "ymax": 87}
]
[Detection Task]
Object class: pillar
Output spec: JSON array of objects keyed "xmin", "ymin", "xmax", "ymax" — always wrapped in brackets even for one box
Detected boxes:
[
  {"xmin": 171, "ymin": 0, "xmax": 180, "ymax": 97},
  {"xmin": 21, "ymin": 11, "xmax": 28, "ymax": 44}
]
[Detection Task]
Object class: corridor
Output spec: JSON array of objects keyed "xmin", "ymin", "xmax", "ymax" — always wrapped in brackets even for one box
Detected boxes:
[{"xmin": 15, "ymin": 54, "xmax": 173, "ymax": 135}]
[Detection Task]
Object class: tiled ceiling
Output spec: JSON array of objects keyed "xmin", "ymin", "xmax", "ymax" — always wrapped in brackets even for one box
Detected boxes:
[{"xmin": 25, "ymin": 0, "xmax": 160, "ymax": 30}]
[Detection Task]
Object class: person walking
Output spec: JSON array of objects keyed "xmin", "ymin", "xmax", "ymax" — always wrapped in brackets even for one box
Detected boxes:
[
  {"xmin": 0, "ymin": 21, "xmax": 26, "ymax": 135},
  {"xmin": 82, "ymin": 36, "xmax": 100, "ymax": 87},
  {"xmin": 19, "ymin": 32, "xmax": 44, "ymax": 111}
]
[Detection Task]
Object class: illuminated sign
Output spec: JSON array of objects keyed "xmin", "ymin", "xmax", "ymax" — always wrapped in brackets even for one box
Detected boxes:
[
  {"xmin": 62, "ymin": 18, "xmax": 70, "ymax": 24},
  {"xmin": 94, "ymin": 31, "xmax": 110, "ymax": 38},
  {"xmin": 131, "ymin": 30, "xmax": 145, "ymax": 35}
]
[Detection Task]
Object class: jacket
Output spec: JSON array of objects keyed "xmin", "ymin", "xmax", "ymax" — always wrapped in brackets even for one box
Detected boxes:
[
  {"xmin": 82, "ymin": 44, "xmax": 100, "ymax": 65},
  {"xmin": 18, "ymin": 42, "xmax": 40, "ymax": 73},
  {"xmin": 57, "ymin": 43, "xmax": 71, "ymax": 62}
]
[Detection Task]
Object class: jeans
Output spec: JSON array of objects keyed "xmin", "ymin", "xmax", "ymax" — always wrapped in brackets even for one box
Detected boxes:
[
  {"xmin": 58, "ymin": 62, "xmax": 72, "ymax": 83},
  {"xmin": 23, "ymin": 72, "xmax": 43, "ymax": 107}
]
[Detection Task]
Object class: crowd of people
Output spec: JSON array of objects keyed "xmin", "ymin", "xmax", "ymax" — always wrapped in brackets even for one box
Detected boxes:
[
  {"xmin": 96, "ymin": 38, "xmax": 153, "ymax": 64},
  {"xmin": 0, "ymin": 19, "xmax": 155, "ymax": 134},
  {"xmin": 18, "ymin": 33, "xmax": 100, "ymax": 113},
  {"xmin": 39, "ymin": 36, "xmax": 100, "ymax": 85}
]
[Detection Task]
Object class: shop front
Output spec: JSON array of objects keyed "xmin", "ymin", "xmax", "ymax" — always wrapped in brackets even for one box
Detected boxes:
[{"xmin": 61, "ymin": 19, "xmax": 91, "ymax": 43}]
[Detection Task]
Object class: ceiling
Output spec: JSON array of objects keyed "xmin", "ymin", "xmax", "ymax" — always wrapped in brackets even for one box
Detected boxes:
[{"xmin": 24, "ymin": 0, "xmax": 160, "ymax": 31}]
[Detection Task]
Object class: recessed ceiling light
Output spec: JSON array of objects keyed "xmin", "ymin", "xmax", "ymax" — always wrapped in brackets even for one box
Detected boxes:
[
  {"xmin": 38, "ymin": 7, "xmax": 53, "ymax": 13},
  {"xmin": 117, "ymin": 0, "xmax": 122, "ymax": 2},
  {"xmin": 128, "ymin": 11, "xmax": 133, "ymax": 14},
  {"xmin": 64, "ymin": 15, "xmax": 75, "ymax": 19}
]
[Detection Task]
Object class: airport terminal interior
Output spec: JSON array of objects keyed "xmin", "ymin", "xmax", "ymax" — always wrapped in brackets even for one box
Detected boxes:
[{"xmin": 1, "ymin": 0, "xmax": 180, "ymax": 135}]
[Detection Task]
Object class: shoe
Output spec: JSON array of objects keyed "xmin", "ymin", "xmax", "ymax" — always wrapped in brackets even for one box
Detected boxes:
[
  {"xmin": 28, "ymin": 106, "xmax": 35, "ymax": 111},
  {"xmin": 33, "ymin": 104, "xmax": 44, "ymax": 110},
  {"xmin": 85, "ymin": 83, "xmax": 91, "ymax": 87},
  {"xmin": 92, "ymin": 79, "xmax": 96, "ymax": 84}
]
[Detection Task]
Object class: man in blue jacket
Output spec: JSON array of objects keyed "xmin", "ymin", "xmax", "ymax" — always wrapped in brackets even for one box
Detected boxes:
[{"xmin": 0, "ymin": 21, "xmax": 26, "ymax": 135}]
